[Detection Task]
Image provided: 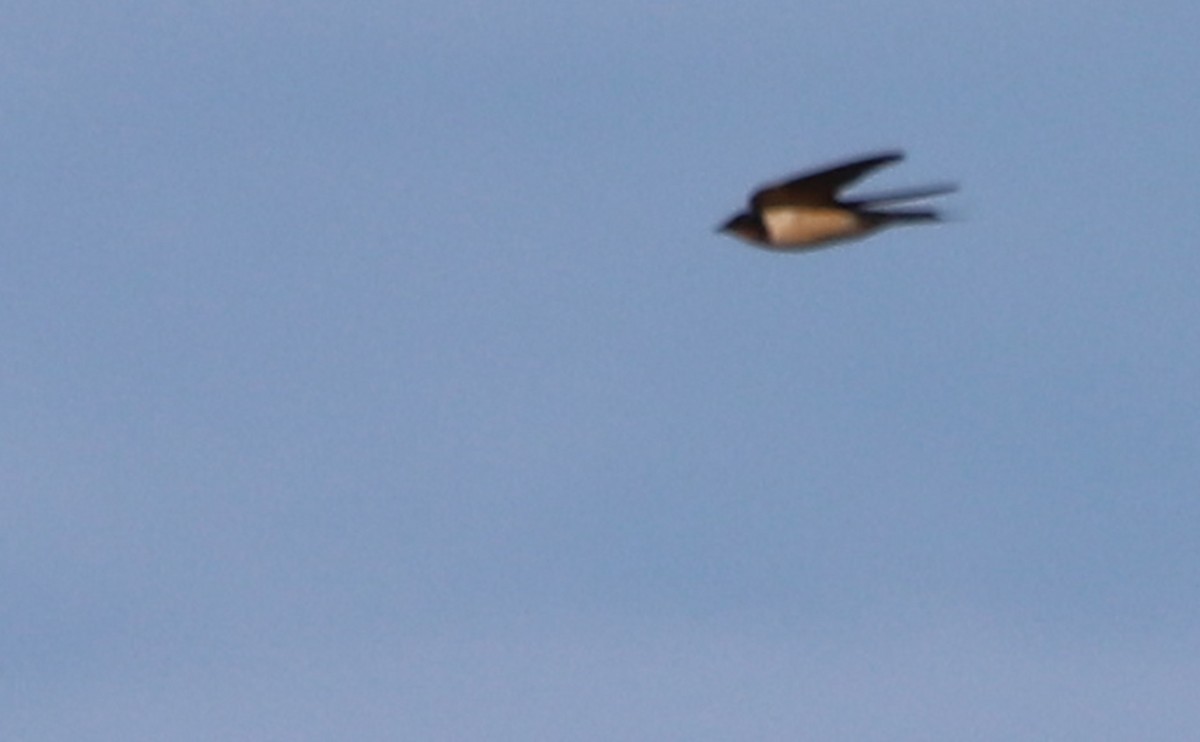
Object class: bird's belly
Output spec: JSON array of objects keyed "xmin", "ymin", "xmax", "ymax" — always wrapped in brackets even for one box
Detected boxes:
[{"xmin": 762, "ymin": 207, "xmax": 865, "ymax": 248}]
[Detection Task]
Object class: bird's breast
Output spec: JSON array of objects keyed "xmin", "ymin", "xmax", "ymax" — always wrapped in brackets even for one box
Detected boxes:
[{"xmin": 761, "ymin": 206, "xmax": 866, "ymax": 247}]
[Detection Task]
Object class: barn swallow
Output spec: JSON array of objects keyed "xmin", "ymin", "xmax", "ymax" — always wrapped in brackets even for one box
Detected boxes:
[{"xmin": 718, "ymin": 151, "xmax": 956, "ymax": 251}]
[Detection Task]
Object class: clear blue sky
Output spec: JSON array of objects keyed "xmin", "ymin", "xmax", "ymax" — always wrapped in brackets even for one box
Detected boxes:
[{"xmin": 5, "ymin": 2, "xmax": 1200, "ymax": 739}]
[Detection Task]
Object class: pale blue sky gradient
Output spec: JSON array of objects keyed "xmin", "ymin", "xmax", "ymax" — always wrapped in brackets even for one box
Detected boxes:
[{"xmin": 5, "ymin": 2, "xmax": 1200, "ymax": 740}]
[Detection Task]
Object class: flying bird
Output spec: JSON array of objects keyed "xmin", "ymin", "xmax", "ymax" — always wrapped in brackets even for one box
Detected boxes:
[{"xmin": 718, "ymin": 151, "xmax": 956, "ymax": 251}]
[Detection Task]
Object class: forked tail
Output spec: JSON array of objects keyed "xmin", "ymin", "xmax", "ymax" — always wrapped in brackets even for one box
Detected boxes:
[
  {"xmin": 847, "ymin": 183, "xmax": 958, "ymax": 208},
  {"xmin": 863, "ymin": 208, "xmax": 942, "ymax": 227}
]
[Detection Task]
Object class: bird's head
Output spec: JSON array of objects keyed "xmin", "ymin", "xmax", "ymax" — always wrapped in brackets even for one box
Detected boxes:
[{"xmin": 717, "ymin": 212, "xmax": 768, "ymax": 244}]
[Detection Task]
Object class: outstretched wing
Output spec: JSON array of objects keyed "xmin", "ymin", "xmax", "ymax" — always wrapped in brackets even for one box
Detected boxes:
[{"xmin": 751, "ymin": 151, "xmax": 904, "ymax": 209}]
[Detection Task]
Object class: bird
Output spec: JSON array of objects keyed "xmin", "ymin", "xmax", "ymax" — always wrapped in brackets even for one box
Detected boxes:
[{"xmin": 717, "ymin": 151, "xmax": 956, "ymax": 251}]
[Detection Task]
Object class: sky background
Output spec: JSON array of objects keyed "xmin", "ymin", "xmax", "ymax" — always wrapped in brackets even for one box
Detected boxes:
[{"xmin": 4, "ymin": 1, "xmax": 1200, "ymax": 739}]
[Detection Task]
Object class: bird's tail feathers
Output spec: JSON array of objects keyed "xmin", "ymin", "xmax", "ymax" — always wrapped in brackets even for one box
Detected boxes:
[
  {"xmin": 864, "ymin": 208, "xmax": 942, "ymax": 225},
  {"xmin": 848, "ymin": 183, "xmax": 958, "ymax": 207}
]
